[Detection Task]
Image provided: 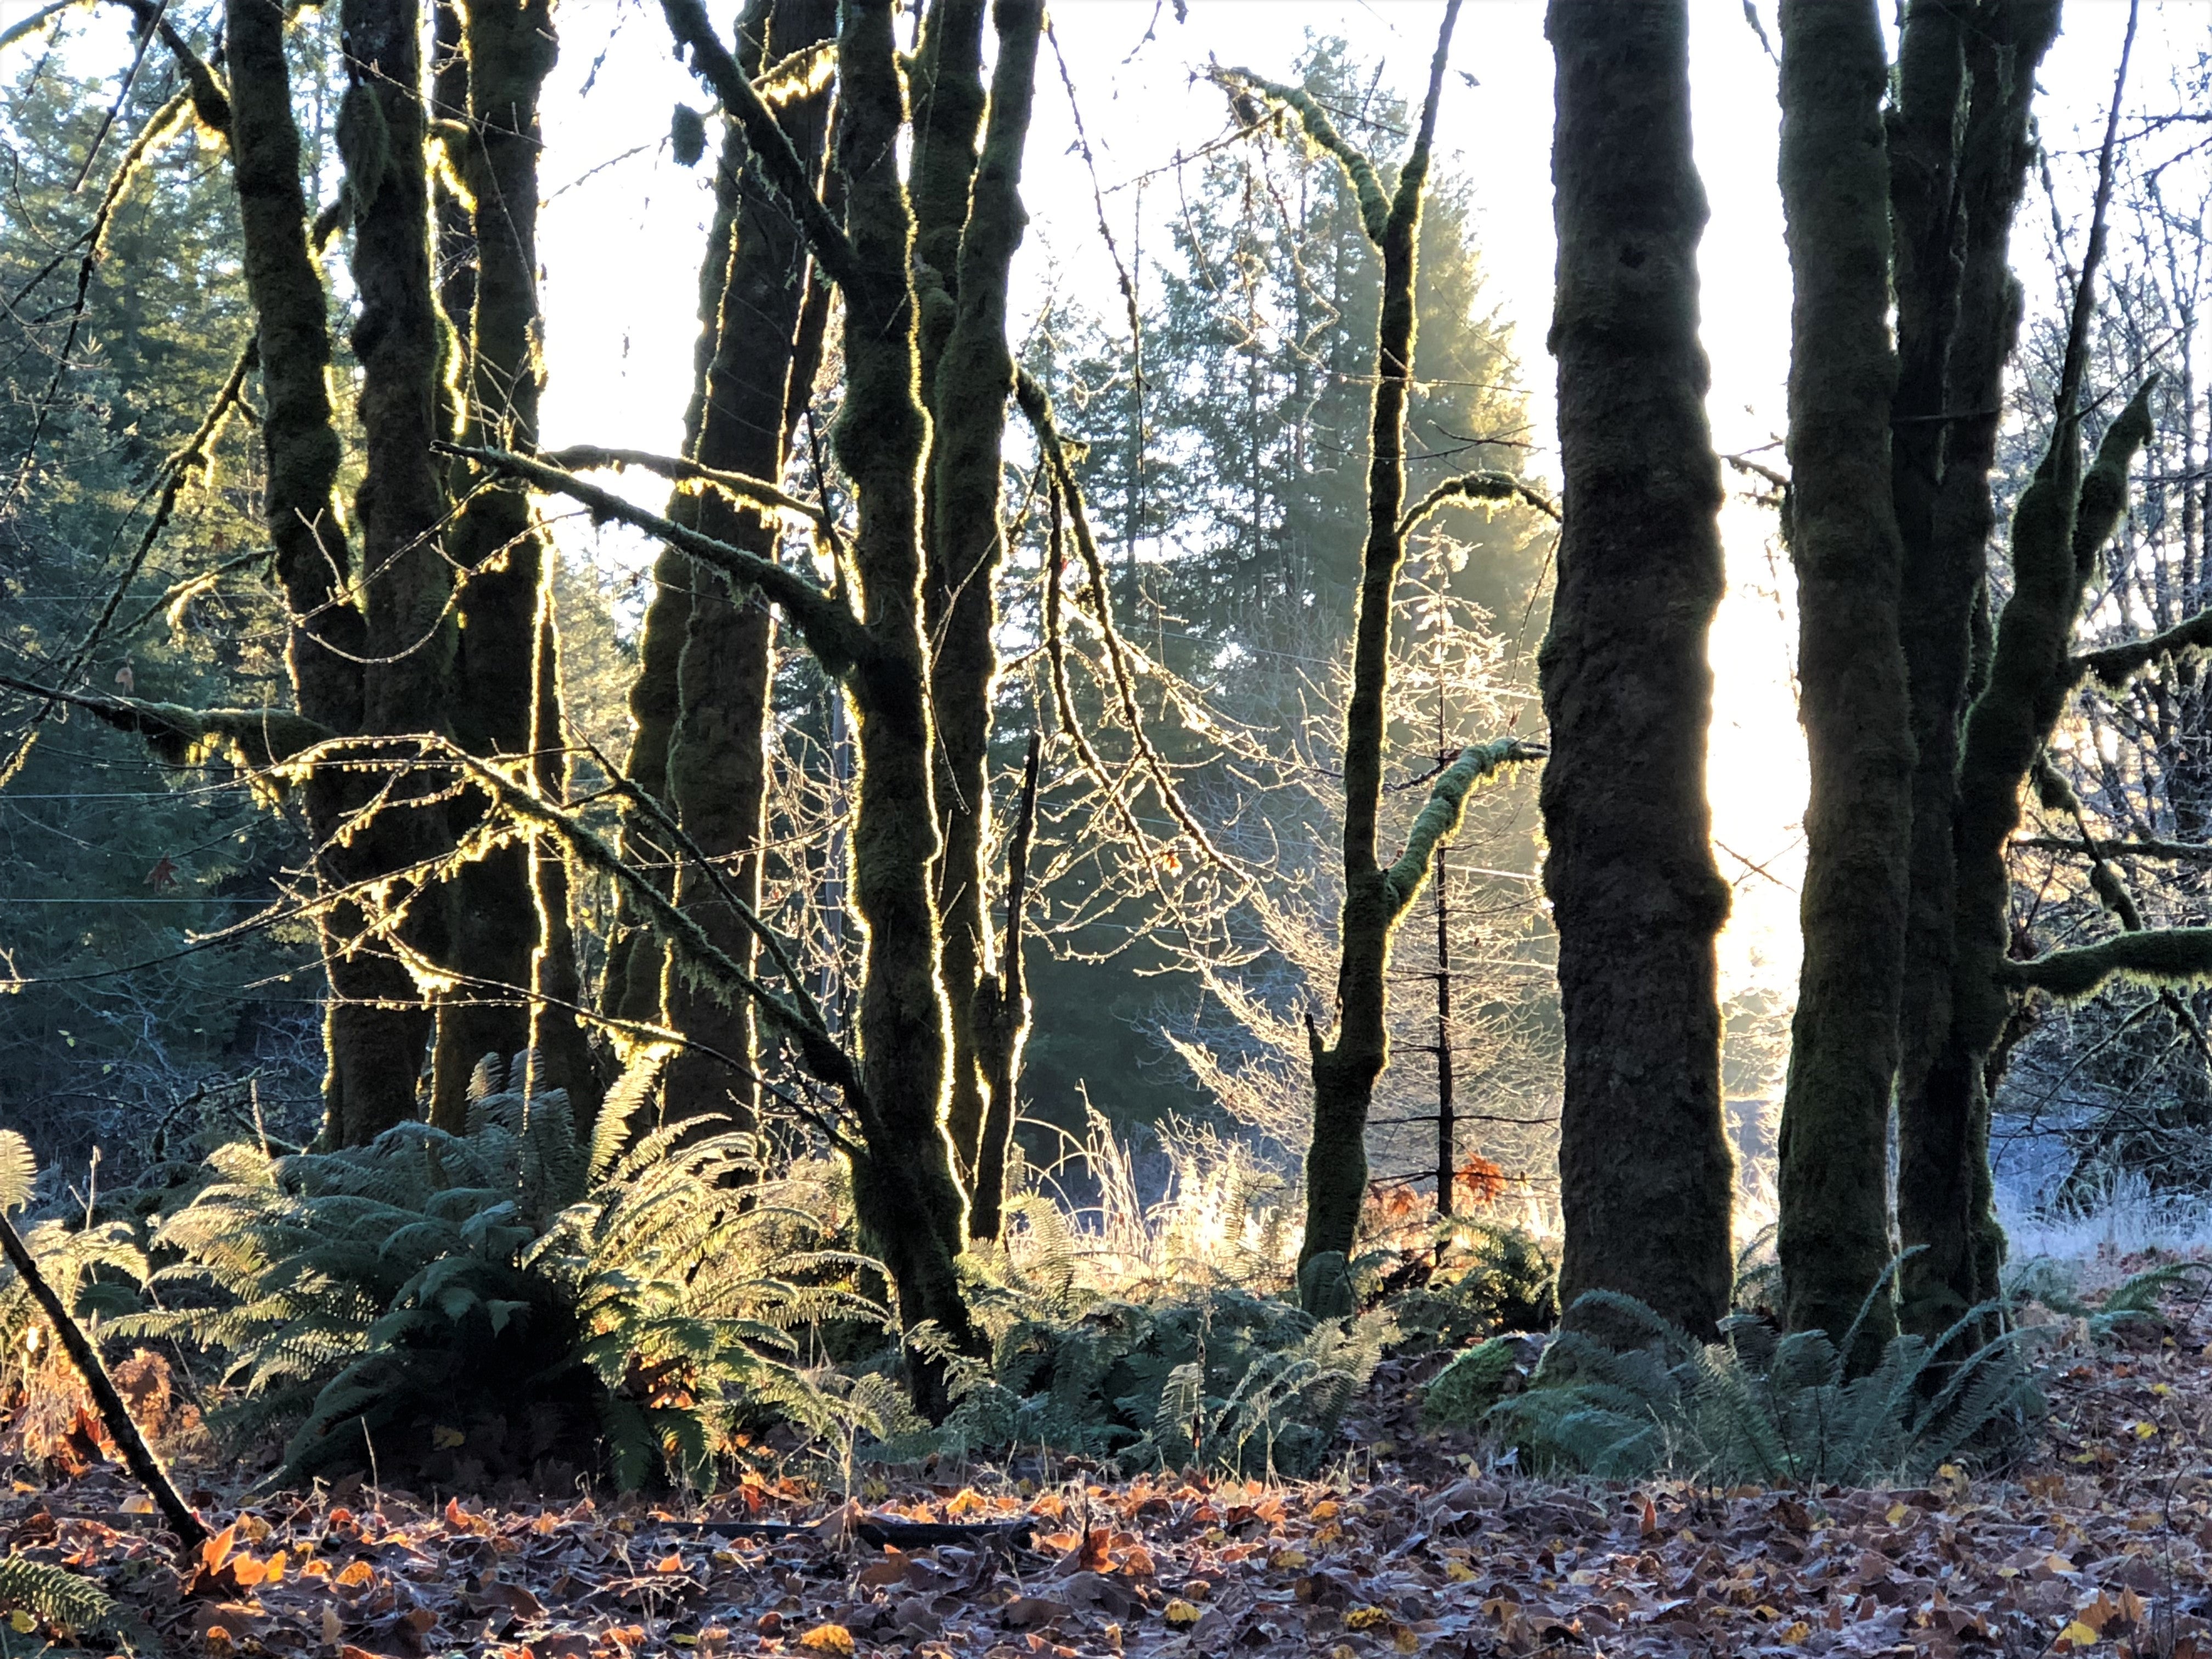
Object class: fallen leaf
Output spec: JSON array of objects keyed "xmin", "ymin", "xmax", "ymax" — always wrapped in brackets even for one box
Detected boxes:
[{"xmin": 797, "ymin": 1624, "xmax": 856, "ymax": 1657}]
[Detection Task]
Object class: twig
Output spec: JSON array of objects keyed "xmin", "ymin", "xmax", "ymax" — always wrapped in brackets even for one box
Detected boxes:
[{"xmin": 0, "ymin": 1211, "xmax": 208, "ymax": 1554}]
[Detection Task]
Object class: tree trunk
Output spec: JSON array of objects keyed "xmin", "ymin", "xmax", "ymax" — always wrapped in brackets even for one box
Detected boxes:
[
  {"xmin": 1773, "ymin": 0, "xmax": 1913, "ymax": 1361},
  {"xmin": 1543, "ymin": 0, "xmax": 1735, "ymax": 1340},
  {"xmin": 1892, "ymin": 0, "xmax": 2060, "ymax": 1336},
  {"xmin": 223, "ymin": 0, "xmax": 409, "ymax": 1148},
  {"xmin": 662, "ymin": 0, "xmax": 838, "ymax": 1132},
  {"xmin": 336, "ymin": 0, "xmax": 453, "ymax": 1142},
  {"xmin": 921, "ymin": 0, "xmax": 1041, "ymax": 1232},
  {"xmin": 432, "ymin": 0, "xmax": 601, "ymax": 1124},
  {"xmin": 833, "ymin": 0, "xmax": 979, "ymax": 1391}
]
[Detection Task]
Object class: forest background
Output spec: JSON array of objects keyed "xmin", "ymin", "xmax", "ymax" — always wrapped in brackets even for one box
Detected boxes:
[{"xmin": 1, "ymin": 0, "xmax": 2181, "ymax": 1224}]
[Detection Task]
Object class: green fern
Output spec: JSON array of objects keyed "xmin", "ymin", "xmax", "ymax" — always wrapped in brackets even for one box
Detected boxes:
[
  {"xmin": 0, "ymin": 1554, "xmax": 116, "ymax": 1636},
  {"xmin": 1493, "ymin": 1267, "xmax": 2041, "ymax": 1486},
  {"xmin": 126, "ymin": 1049, "xmax": 886, "ymax": 1490}
]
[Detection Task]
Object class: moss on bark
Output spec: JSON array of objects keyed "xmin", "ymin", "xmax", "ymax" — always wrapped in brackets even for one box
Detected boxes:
[
  {"xmin": 1542, "ymin": 0, "xmax": 1735, "ymax": 1340},
  {"xmin": 662, "ymin": 0, "xmax": 838, "ymax": 1135},
  {"xmin": 1891, "ymin": 0, "xmax": 2060, "ymax": 1337},
  {"xmin": 225, "ymin": 0, "xmax": 426, "ymax": 1148},
  {"xmin": 922, "ymin": 0, "xmax": 1041, "ymax": 1231},
  {"xmin": 1773, "ymin": 0, "xmax": 1913, "ymax": 1362},
  {"xmin": 1220, "ymin": 16, "xmax": 1549, "ymax": 1299}
]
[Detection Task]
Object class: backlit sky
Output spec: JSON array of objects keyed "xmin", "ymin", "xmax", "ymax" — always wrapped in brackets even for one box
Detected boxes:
[
  {"xmin": 526, "ymin": 0, "xmax": 2177, "ymax": 1006},
  {"xmin": 7, "ymin": 0, "xmax": 2193, "ymax": 1007}
]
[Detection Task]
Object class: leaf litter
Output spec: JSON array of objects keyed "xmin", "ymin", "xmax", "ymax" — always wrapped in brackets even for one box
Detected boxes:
[{"xmin": 7, "ymin": 1273, "xmax": 2212, "ymax": 1657}]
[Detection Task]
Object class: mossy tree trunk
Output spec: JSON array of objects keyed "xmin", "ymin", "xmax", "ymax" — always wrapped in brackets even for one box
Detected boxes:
[
  {"xmin": 1889, "ymin": 0, "xmax": 2061, "ymax": 1336},
  {"xmin": 1543, "ymin": 0, "xmax": 1736, "ymax": 1340},
  {"xmin": 338, "ymin": 0, "xmax": 453, "ymax": 1136},
  {"xmin": 918, "ymin": 0, "xmax": 1042, "ymax": 1238},
  {"xmin": 661, "ymin": 0, "xmax": 839, "ymax": 1133},
  {"xmin": 1773, "ymin": 0, "xmax": 1914, "ymax": 1361},
  {"xmin": 1220, "ymin": 11, "xmax": 1536, "ymax": 1301},
  {"xmin": 224, "ymin": 0, "xmax": 418, "ymax": 1148},
  {"xmin": 431, "ymin": 0, "xmax": 603, "ymax": 1123}
]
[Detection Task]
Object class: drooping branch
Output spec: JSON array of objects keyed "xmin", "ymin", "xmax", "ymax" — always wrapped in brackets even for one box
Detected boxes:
[
  {"xmin": 1398, "ymin": 471, "xmax": 1559, "ymax": 538},
  {"xmin": 0, "ymin": 674, "xmax": 334, "ymax": 775},
  {"xmin": 1381, "ymin": 738, "xmax": 1545, "ymax": 916},
  {"xmin": 111, "ymin": 0, "xmax": 229, "ymax": 131},
  {"xmin": 1016, "ymin": 370, "xmax": 1221, "ymax": 864},
  {"xmin": 426, "ymin": 738, "xmax": 867, "ymax": 1105},
  {"xmin": 1208, "ymin": 64, "xmax": 1391, "ymax": 244},
  {"xmin": 445, "ymin": 444, "xmax": 866, "ymax": 668}
]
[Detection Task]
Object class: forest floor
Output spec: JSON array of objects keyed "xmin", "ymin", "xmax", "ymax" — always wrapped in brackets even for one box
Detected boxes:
[{"xmin": 8, "ymin": 1265, "xmax": 2212, "ymax": 1659}]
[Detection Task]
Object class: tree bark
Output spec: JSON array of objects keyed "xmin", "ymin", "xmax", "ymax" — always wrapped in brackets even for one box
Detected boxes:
[
  {"xmin": 1542, "ymin": 0, "xmax": 1735, "ymax": 1340},
  {"xmin": 1773, "ymin": 0, "xmax": 1913, "ymax": 1360},
  {"xmin": 661, "ymin": 0, "xmax": 838, "ymax": 1133},
  {"xmin": 431, "ymin": 0, "xmax": 603, "ymax": 1124},
  {"xmin": 832, "ymin": 0, "xmax": 979, "ymax": 1393},
  {"xmin": 1892, "ymin": 0, "xmax": 2061, "ymax": 1335},
  {"xmin": 921, "ymin": 0, "xmax": 1042, "ymax": 1230},
  {"xmin": 223, "ymin": 0, "xmax": 415, "ymax": 1149},
  {"xmin": 337, "ymin": 0, "xmax": 452, "ymax": 1139}
]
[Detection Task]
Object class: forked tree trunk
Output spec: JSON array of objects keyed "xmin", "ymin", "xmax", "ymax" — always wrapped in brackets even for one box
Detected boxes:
[
  {"xmin": 920, "ymin": 0, "xmax": 1042, "ymax": 1235},
  {"xmin": 1543, "ymin": 0, "xmax": 1735, "ymax": 1340},
  {"xmin": 224, "ymin": 0, "xmax": 415, "ymax": 1148},
  {"xmin": 1891, "ymin": 0, "xmax": 2061, "ymax": 1336},
  {"xmin": 1773, "ymin": 0, "xmax": 1914, "ymax": 1360}
]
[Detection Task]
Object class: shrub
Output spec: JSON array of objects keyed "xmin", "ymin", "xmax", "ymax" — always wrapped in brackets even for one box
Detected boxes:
[
  {"xmin": 1384, "ymin": 1220, "xmax": 1557, "ymax": 1351},
  {"xmin": 126, "ymin": 1054, "xmax": 879, "ymax": 1489},
  {"xmin": 1490, "ymin": 1276, "xmax": 2039, "ymax": 1486},
  {"xmin": 882, "ymin": 1203, "xmax": 1391, "ymax": 1477}
]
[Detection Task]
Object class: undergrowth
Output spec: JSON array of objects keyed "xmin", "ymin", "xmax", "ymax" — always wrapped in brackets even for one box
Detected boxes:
[{"xmin": 121, "ymin": 1054, "xmax": 876, "ymax": 1490}]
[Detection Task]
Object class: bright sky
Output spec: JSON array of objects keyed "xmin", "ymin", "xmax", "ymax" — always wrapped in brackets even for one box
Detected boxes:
[
  {"xmin": 531, "ymin": 0, "xmax": 2177, "ymax": 1007},
  {"xmin": 7, "ymin": 0, "xmax": 2190, "ymax": 1008}
]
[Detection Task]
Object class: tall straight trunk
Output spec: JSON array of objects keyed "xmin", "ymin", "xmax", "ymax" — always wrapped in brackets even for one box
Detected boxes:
[
  {"xmin": 833, "ymin": 0, "xmax": 978, "ymax": 1381},
  {"xmin": 1543, "ymin": 0, "xmax": 1735, "ymax": 1339},
  {"xmin": 1773, "ymin": 0, "xmax": 1914, "ymax": 1359},
  {"xmin": 662, "ymin": 0, "xmax": 838, "ymax": 1130},
  {"xmin": 1893, "ymin": 0, "xmax": 2060, "ymax": 1336},
  {"xmin": 433, "ymin": 0, "xmax": 599, "ymax": 1121},
  {"xmin": 224, "ymin": 0, "xmax": 415, "ymax": 1147},
  {"xmin": 602, "ymin": 112, "xmax": 747, "ymax": 1030},
  {"xmin": 922, "ymin": 0, "xmax": 1042, "ymax": 1235},
  {"xmin": 337, "ymin": 0, "xmax": 453, "ymax": 1138}
]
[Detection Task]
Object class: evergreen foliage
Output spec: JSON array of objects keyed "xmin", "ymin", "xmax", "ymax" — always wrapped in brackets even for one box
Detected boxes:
[
  {"xmin": 1488, "ymin": 1282, "xmax": 2038, "ymax": 1486},
  {"xmin": 936, "ymin": 1251, "xmax": 1392, "ymax": 1479},
  {"xmin": 125, "ymin": 1056, "xmax": 879, "ymax": 1489},
  {"xmin": 0, "ymin": 1553, "xmax": 117, "ymax": 1641}
]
